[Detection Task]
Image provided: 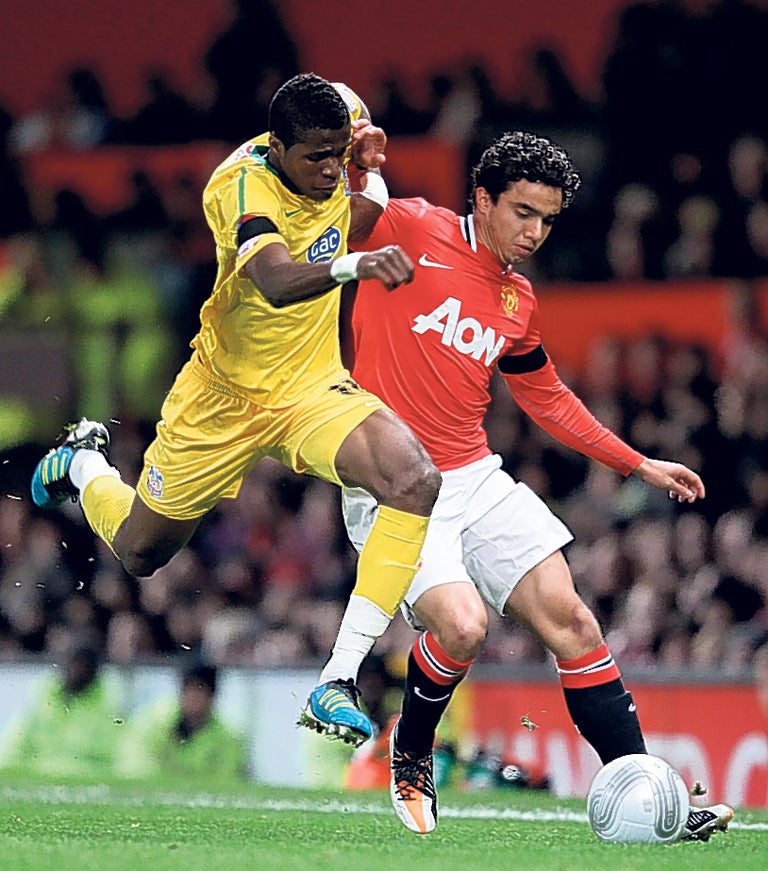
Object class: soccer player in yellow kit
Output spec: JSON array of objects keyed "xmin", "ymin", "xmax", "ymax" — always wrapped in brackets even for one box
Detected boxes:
[{"xmin": 31, "ymin": 74, "xmax": 440, "ymax": 744}]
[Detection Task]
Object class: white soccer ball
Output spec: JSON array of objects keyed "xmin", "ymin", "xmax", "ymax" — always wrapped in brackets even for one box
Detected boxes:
[{"xmin": 587, "ymin": 753, "xmax": 689, "ymax": 844}]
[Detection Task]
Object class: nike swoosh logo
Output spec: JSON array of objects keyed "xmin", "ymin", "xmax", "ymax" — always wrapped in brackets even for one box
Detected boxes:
[
  {"xmin": 419, "ymin": 253, "xmax": 453, "ymax": 270},
  {"xmin": 284, "ymin": 209, "xmax": 301, "ymax": 217},
  {"xmin": 413, "ymin": 686, "xmax": 451, "ymax": 702}
]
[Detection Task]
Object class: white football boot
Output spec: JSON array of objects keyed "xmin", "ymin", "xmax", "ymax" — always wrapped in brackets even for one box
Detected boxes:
[{"xmin": 389, "ymin": 722, "xmax": 437, "ymax": 834}]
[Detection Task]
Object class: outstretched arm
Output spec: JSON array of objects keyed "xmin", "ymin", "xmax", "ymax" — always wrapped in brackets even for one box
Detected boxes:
[{"xmin": 503, "ymin": 356, "xmax": 704, "ymax": 502}]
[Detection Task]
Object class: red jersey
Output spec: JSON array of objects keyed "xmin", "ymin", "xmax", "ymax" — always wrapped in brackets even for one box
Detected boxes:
[{"xmin": 351, "ymin": 198, "xmax": 643, "ymax": 474}]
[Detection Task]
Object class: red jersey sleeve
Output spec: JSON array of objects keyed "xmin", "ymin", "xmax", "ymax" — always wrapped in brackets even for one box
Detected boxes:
[
  {"xmin": 350, "ymin": 198, "xmax": 432, "ymax": 252},
  {"xmin": 502, "ymin": 358, "xmax": 645, "ymax": 476}
]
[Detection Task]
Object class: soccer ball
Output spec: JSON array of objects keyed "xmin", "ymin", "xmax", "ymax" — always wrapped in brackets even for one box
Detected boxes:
[{"xmin": 587, "ymin": 753, "xmax": 689, "ymax": 844}]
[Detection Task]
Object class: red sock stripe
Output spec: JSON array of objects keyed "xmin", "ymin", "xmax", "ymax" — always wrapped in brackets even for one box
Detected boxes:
[
  {"xmin": 411, "ymin": 632, "xmax": 473, "ymax": 687},
  {"xmin": 556, "ymin": 643, "xmax": 621, "ymax": 689}
]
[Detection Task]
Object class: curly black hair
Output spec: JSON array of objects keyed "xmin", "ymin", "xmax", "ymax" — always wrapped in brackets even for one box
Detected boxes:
[
  {"xmin": 269, "ymin": 73, "xmax": 350, "ymax": 149},
  {"xmin": 470, "ymin": 131, "xmax": 582, "ymax": 209}
]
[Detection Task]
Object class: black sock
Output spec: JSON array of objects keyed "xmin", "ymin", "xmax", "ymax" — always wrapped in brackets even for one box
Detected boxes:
[
  {"xmin": 396, "ymin": 642, "xmax": 469, "ymax": 757},
  {"xmin": 562, "ymin": 678, "xmax": 647, "ymax": 764},
  {"xmin": 397, "ymin": 654, "xmax": 456, "ymax": 756}
]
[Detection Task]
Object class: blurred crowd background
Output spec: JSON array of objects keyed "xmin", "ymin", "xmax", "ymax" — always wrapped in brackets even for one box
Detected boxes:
[{"xmin": 1, "ymin": 0, "xmax": 768, "ymax": 683}]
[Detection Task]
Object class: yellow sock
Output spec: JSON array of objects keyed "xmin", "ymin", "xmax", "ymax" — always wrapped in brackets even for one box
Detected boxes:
[
  {"xmin": 353, "ymin": 504, "xmax": 429, "ymax": 616},
  {"xmin": 81, "ymin": 475, "xmax": 135, "ymax": 553}
]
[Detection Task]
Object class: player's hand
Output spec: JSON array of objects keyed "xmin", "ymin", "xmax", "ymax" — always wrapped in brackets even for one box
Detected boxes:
[
  {"xmin": 358, "ymin": 245, "xmax": 414, "ymax": 289},
  {"xmin": 351, "ymin": 118, "xmax": 387, "ymax": 170},
  {"xmin": 632, "ymin": 457, "xmax": 705, "ymax": 503}
]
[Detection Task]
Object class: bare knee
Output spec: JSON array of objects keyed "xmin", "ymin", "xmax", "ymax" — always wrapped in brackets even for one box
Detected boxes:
[
  {"xmin": 113, "ymin": 536, "xmax": 176, "ymax": 578},
  {"xmin": 558, "ymin": 600, "xmax": 604, "ymax": 658},
  {"xmin": 381, "ymin": 458, "xmax": 441, "ymax": 516},
  {"xmin": 431, "ymin": 609, "xmax": 487, "ymax": 662},
  {"xmin": 337, "ymin": 410, "xmax": 441, "ymax": 514},
  {"xmin": 113, "ymin": 508, "xmax": 197, "ymax": 578},
  {"xmin": 118, "ymin": 551, "xmax": 169, "ymax": 578}
]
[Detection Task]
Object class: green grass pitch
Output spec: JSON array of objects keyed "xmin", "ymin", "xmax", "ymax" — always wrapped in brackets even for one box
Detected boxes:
[{"xmin": 0, "ymin": 777, "xmax": 766, "ymax": 871}]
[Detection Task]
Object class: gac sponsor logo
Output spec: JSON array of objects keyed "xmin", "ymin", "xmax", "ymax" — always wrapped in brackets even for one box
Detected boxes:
[
  {"xmin": 307, "ymin": 226, "xmax": 342, "ymax": 263},
  {"xmin": 412, "ymin": 296, "xmax": 505, "ymax": 365}
]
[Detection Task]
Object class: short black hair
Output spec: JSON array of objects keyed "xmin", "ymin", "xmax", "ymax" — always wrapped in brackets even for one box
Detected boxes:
[
  {"xmin": 269, "ymin": 73, "xmax": 350, "ymax": 149},
  {"xmin": 470, "ymin": 131, "xmax": 581, "ymax": 209}
]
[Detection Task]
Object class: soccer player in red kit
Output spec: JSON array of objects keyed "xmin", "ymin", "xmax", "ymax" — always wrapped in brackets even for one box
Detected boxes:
[{"xmin": 329, "ymin": 132, "xmax": 732, "ymax": 839}]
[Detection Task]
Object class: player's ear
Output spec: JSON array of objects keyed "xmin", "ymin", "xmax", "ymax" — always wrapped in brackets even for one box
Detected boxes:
[
  {"xmin": 269, "ymin": 133, "xmax": 286, "ymax": 161},
  {"xmin": 475, "ymin": 186, "xmax": 493, "ymax": 214}
]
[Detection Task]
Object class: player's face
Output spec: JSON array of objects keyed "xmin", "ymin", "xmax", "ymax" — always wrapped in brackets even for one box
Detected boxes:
[
  {"xmin": 474, "ymin": 179, "xmax": 563, "ymax": 266},
  {"xmin": 270, "ymin": 125, "xmax": 352, "ymax": 201}
]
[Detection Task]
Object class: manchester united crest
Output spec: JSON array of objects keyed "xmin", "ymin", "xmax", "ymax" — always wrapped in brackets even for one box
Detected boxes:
[{"xmin": 500, "ymin": 284, "xmax": 519, "ymax": 316}]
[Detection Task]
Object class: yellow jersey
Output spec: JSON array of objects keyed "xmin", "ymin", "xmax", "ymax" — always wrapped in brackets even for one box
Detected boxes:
[{"xmin": 195, "ymin": 83, "xmax": 364, "ymax": 407}]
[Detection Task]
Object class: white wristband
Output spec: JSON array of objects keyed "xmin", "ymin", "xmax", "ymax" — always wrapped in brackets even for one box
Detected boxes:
[
  {"xmin": 359, "ymin": 172, "xmax": 389, "ymax": 209},
  {"xmin": 330, "ymin": 252, "xmax": 364, "ymax": 283}
]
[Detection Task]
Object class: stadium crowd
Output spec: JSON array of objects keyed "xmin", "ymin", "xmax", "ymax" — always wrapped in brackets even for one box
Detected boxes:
[{"xmin": 1, "ymin": 0, "xmax": 768, "ymax": 677}]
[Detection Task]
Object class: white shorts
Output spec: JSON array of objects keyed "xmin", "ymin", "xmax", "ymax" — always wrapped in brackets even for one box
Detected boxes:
[{"xmin": 342, "ymin": 453, "xmax": 574, "ymax": 628}]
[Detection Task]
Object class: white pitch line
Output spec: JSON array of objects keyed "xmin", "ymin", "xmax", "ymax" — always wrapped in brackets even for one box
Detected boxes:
[{"xmin": 1, "ymin": 786, "xmax": 766, "ymax": 831}]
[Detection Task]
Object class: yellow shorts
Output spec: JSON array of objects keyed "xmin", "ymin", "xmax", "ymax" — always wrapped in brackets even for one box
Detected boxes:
[{"xmin": 136, "ymin": 353, "xmax": 388, "ymax": 520}]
